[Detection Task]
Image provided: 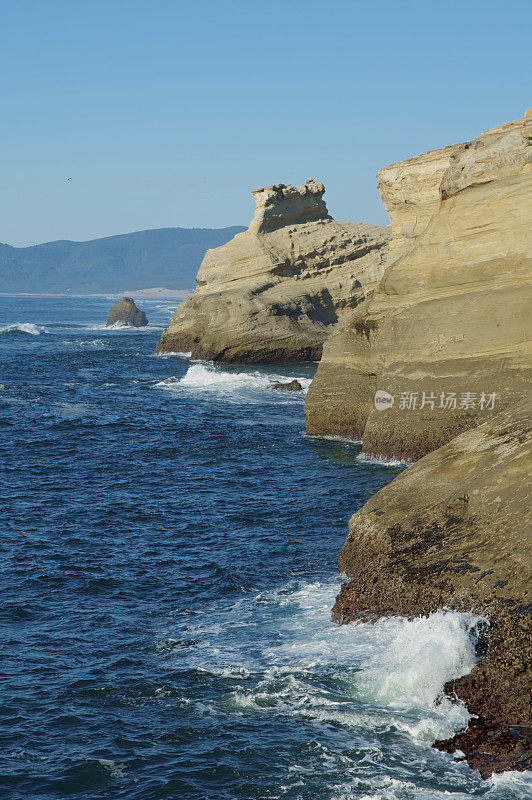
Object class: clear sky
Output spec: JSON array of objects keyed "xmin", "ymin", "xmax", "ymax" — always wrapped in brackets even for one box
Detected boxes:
[{"xmin": 1, "ymin": 0, "xmax": 530, "ymax": 246}]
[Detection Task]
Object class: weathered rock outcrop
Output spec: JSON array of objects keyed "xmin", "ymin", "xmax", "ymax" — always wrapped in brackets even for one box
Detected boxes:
[
  {"xmin": 306, "ymin": 111, "xmax": 532, "ymax": 460},
  {"xmin": 156, "ymin": 180, "xmax": 391, "ymax": 362},
  {"xmin": 106, "ymin": 297, "xmax": 148, "ymax": 327},
  {"xmin": 332, "ymin": 404, "xmax": 531, "ymax": 776},
  {"xmin": 269, "ymin": 379, "xmax": 303, "ymax": 392}
]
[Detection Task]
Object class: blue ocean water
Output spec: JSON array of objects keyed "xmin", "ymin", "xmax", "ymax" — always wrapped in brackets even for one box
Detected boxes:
[{"xmin": 0, "ymin": 295, "xmax": 530, "ymax": 800}]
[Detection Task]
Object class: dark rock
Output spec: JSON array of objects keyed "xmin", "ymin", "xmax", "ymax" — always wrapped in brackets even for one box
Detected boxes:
[
  {"xmin": 270, "ymin": 380, "xmax": 303, "ymax": 392},
  {"xmin": 106, "ymin": 297, "xmax": 148, "ymax": 327},
  {"xmin": 434, "ymin": 719, "xmax": 532, "ymax": 778}
]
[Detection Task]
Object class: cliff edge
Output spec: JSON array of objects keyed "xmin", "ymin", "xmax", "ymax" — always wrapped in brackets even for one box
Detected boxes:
[
  {"xmin": 332, "ymin": 404, "xmax": 531, "ymax": 776},
  {"xmin": 305, "ymin": 111, "xmax": 531, "ymax": 460},
  {"xmin": 156, "ymin": 180, "xmax": 391, "ymax": 362}
]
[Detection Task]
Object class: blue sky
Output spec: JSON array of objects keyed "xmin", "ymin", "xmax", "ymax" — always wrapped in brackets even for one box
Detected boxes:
[{"xmin": 1, "ymin": 0, "xmax": 530, "ymax": 245}]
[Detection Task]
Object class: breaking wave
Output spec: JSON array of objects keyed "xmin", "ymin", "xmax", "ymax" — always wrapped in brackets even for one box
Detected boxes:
[
  {"xmin": 163, "ymin": 578, "xmax": 484, "ymax": 747},
  {"xmin": 155, "ymin": 362, "xmax": 312, "ymax": 401},
  {"xmin": 356, "ymin": 452, "xmax": 411, "ymax": 468},
  {"xmin": 0, "ymin": 322, "xmax": 48, "ymax": 336},
  {"xmin": 155, "ymin": 350, "xmax": 192, "ymax": 358}
]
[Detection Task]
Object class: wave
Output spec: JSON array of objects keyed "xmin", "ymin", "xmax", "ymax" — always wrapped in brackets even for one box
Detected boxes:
[
  {"xmin": 86, "ymin": 322, "xmax": 164, "ymax": 332},
  {"xmin": 356, "ymin": 451, "xmax": 411, "ymax": 467},
  {"xmin": 52, "ymin": 403, "xmax": 99, "ymax": 421},
  {"xmin": 161, "ymin": 578, "xmax": 484, "ymax": 747},
  {"xmin": 155, "ymin": 363, "xmax": 312, "ymax": 402},
  {"xmin": 0, "ymin": 322, "xmax": 48, "ymax": 336},
  {"xmin": 62, "ymin": 338, "xmax": 107, "ymax": 350},
  {"xmin": 155, "ymin": 350, "xmax": 192, "ymax": 359},
  {"xmin": 307, "ymin": 433, "xmax": 363, "ymax": 446}
]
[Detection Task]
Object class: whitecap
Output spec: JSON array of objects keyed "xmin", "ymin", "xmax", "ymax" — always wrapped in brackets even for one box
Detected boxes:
[
  {"xmin": 356, "ymin": 452, "xmax": 411, "ymax": 467},
  {"xmin": 486, "ymin": 770, "xmax": 532, "ymax": 794},
  {"xmin": 87, "ymin": 321, "xmax": 164, "ymax": 333},
  {"xmin": 354, "ymin": 610, "xmax": 483, "ymax": 709},
  {"xmin": 161, "ymin": 577, "xmax": 485, "ymax": 749},
  {"xmin": 98, "ymin": 759, "xmax": 126, "ymax": 778},
  {"xmin": 62, "ymin": 338, "xmax": 107, "ymax": 350},
  {"xmin": 155, "ymin": 351, "xmax": 192, "ymax": 359},
  {"xmin": 155, "ymin": 363, "xmax": 312, "ymax": 403},
  {"xmin": 0, "ymin": 322, "xmax": 48, "ymax": 335}
]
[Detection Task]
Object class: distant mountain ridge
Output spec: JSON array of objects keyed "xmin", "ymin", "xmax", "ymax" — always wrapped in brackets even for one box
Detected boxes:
[{"xmin": 0, "ymin": 226, "xmax": 246, "ymax": 294}]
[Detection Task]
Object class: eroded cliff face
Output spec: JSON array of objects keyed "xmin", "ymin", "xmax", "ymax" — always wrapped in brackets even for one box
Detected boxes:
[
  {"xmin": 156, "ymin": 180, "xmax": 391, "ymax": 362},
  {"xmin": 332, "ymin": 404, "xmax": 531, "ymax": 776},
  {"xmin": 376, "ymin": 141, "xmax": 462, "ymax": 260},
  {"xmin": 305, "ymin": 111, "xmax": 532, "ymax": 460}
]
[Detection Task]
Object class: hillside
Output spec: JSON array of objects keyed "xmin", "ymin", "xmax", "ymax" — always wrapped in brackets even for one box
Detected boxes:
[{"xmin": 0, "ymin": 226, "xmax": 245, "ymax": 294}]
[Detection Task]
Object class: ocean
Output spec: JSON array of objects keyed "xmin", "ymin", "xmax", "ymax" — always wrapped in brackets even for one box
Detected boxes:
[{"xmin": 0, "ymin": 295, "xmax": 530, "ymax": 800}]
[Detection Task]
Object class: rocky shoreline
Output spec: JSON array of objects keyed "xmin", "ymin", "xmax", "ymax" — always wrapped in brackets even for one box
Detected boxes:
[
  {"xmin": 157, "ymin": 109, "xmax": 531, "ymax": 777},
  {"xmin": 332, "ymin": 404, "xmax": 531, "ymax": 776}
]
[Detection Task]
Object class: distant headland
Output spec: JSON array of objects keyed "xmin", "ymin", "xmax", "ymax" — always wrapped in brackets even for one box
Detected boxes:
[{"xmin": 0, "ymin": 226, "xmax": 245, "ymax": 294}]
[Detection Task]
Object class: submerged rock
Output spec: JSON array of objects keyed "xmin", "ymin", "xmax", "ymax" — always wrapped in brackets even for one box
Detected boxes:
[
  {"xmin": 305, "ymin": 110, "xmax": 532, "ymax": 460},
  {"xmin": 156, "ymin": 180, "xmax": 391, "ymax": 362},
  {"xmin": 269, "ymin": 379, "xmax": 303, "ymax": 392},
  {"xmin": 106, "ymin": 297, "xmax": 148, "ymax": 327},
  {"xmin": 332, "ymin": 404, "xmax": 531, "ymax": 776}
]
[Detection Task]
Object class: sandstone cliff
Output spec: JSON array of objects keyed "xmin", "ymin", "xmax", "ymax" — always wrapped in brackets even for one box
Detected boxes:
[
  {"xmin": 156, "ymin": 180, "xmax": 391, "ymax": 362},
  {"xmin": 332, "ymin": 404, "xmax": 531, "ymax": 776},
  {"xmin": 305, "ymin": 111, "xmax": 532, "ymax": 460}
]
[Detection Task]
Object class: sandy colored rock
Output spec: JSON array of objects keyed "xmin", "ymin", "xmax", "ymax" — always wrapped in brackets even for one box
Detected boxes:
[
  {"xmin": 332, "ymin": 404, "xmax": 531, "ymax": 776},
  {"xmin": 106, "ymin": 297, "xmax": 148, "ymax": 327},
  {"xmin": 156, "ymin": 180, "xmax": 391, "ymax": 362},
  {"xmin": 305, "ymin": 111, "xmax": 532, "ymax": 460}
]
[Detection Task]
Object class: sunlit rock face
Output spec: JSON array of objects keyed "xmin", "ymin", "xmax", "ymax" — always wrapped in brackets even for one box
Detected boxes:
[
  {"xmin": 333, "ymin": 402, "xmax": 532, "ymax": 777},
  {"xmin": 306, "ymin": 110, "xmax": 532, "ymax": 460},
  {"xmin": 156, "ymin": 180, "xmax": 391, "ymax": 363}
]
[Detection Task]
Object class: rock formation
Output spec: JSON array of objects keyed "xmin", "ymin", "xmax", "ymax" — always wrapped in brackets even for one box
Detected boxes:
[
  {"xmin": 156, "ymin": 180, "xmax": 391, "ymax": 362},
  {"xmin": 106, "ymin": 297, "xmax": 148, "ymax": 327},
  {"xmin": 305, "ymin": 111, "xmax": 532, "ymax": 460},
  {"xmin": 269, "ymin": 379, "xmax": 303, "ymax": 392},
  {"xmin": 332, "ymin": 403, "xmax": 531, "ymax": 776}
]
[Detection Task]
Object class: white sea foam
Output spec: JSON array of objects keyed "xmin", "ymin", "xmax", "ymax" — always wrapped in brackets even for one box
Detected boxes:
[
  {"xmin": 155, "ymin": 350, "xmax": 192, "ymax": 359},
  {"xmin": 98, "ymin": 759, "xmax": 127, "ymax": 778},
  {"xmin": 486, "ymin": 771, "xmax": 532, "ymax": 794},
  {"xmin": 354, "ymin": 610, "xmax": 482, "ymax": 708},
  {"xmin": 356, "ymin": 452, "xmax": 410, "ymax": 468},
  {"xmin": 162, "ymin": 578, "xmax": 484, "ymax": 749},
  {"xmin": 87, "ymin": 322, "xmax": 164, "ymax": 332},
  {"xmin": 0, "ymin": 322, "xmax": 48, "ymax": 335},
  {"xmin": 155, "ymin": 363, "xmax": 312, "ymax": 402},
  {"xmin": 311, "ymin": 434, "xmax": 363, "ymax": 445},
  {"xmin": 53, "ymin": 402, "xmax": 98, "ymax": 420},
  {"xmin": 328, "ymin": 769, "xmax": 532, "ymax": 799},
  {"xmin": 62, "ymin": 338, "xmax": 107, "ymax": 350}
]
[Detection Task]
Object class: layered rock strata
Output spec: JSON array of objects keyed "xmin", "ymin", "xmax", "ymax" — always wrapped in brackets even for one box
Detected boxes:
[
  {"xmin": 305, "ymin": 111, "xmax": 532, "ymax": 460},
  {"xmin": 332, "ymin": 404, "xmax": 531, "ymax": 777},
  {"xmin": 156, "ymin": 180, "xmax": 391, "ymax": 362}
]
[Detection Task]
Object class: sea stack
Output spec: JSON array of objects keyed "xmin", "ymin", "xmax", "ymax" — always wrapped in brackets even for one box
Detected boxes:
[
  {"xmin": 106, "ymin": 297, "xmax": 148, "ymax": 327},
  {"xmin": 156, "ymin": 180, "xmax": 391, "ymax": 362}
]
